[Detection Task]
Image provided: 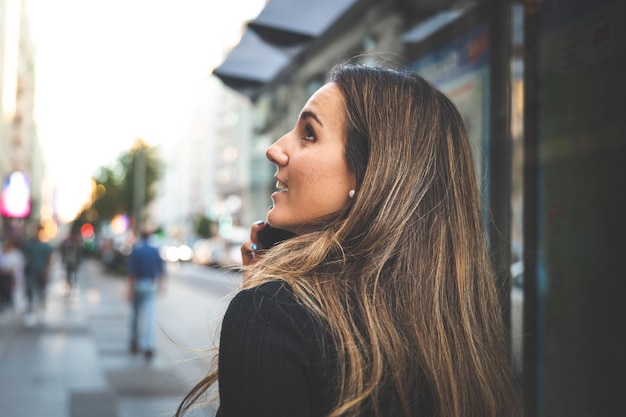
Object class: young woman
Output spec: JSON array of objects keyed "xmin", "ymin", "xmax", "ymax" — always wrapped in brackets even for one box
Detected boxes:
[{"xmin": 177, "ymin": 62, "xmax": 521, "ymax": 417}]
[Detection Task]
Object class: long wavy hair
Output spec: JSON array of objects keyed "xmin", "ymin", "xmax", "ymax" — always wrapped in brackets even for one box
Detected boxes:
[{"xmin": 176, "ymin": 63, "xmax": 521, "ymax": 417}]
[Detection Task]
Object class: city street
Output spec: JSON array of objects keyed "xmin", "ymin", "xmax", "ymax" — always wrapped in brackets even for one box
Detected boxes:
[{"xmin": 0, "ymin": 255, "xmax": 242, "ymax": 417}]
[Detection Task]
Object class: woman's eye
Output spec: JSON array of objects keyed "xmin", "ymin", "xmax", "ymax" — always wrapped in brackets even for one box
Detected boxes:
[{"xmin": 302, "ymin": 125, "xmax": 315, "ymax": 141}]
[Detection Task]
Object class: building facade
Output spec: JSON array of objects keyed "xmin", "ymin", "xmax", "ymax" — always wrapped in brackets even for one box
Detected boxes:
[{"xmin": 0, "ymin": 0, "xmax": 47, "ymax": 236}]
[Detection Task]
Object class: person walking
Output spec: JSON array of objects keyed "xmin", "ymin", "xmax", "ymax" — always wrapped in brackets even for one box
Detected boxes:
[
  {"xmin": 60, "ymin": 230, "xmax": 82, "ymax": 294},
  {"xmin": 176, "ymin": 62, "xmax": 521, "ymax": 417},
  {"xmin": 22, "ymin": 225, "xmax": 53, "ymax": 326},
  {"xmin": 0, "ymin": 235, "xmax": 25, "ymax": 313},
  {"xmin": 126, "ymin": 228, "xmax": 165, "ymax": 360}
]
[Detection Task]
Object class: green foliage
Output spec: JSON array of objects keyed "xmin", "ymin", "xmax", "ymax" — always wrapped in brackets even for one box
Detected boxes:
[
  {"xmin": 194, "ymin": 215, "xmax": 217, "ymax": 239},
  {"xmin": 91, "ymin": 166, "xmax": 125, "ymax": 221},
  {"xmin": 79, "ymin": 138, "xmax": 163, "ymax": 228},
  {"xmin": 119, "ymin": 142, "xmax": 162, "ymax": 220}
]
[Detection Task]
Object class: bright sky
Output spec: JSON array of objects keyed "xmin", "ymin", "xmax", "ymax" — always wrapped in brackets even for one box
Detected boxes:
[{"xmin": 26, "ymin": 0, "xmax": 266, "ymax": 222}]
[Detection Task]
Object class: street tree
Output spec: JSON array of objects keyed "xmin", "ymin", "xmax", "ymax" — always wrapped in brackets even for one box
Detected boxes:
[{"xmin": 77, "ymin": 138, "xmax": 163, "ymax": 231}]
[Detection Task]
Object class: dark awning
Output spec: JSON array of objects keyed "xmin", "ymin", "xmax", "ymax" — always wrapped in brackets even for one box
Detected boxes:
[
  {"xmin": 212, "ymin": 30, "xmax": 293, "ymax": 98},
  {"xmin": 402, "ymin": 5, "xmax": 473, "ymax": 43},
  {"xmin": 247, "ymin": 0, "xmax": 358, "ymax": 47}
]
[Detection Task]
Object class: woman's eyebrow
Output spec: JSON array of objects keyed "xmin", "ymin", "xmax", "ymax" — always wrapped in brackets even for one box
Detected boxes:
[{"xmin": 300, "ymin": 110, "xmax": 323, "ymax": 127}]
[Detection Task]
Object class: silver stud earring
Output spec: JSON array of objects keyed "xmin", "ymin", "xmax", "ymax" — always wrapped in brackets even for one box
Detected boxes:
[{"xmin": 348, "ymin": 189, "xmax": 355, "ymax": 199}]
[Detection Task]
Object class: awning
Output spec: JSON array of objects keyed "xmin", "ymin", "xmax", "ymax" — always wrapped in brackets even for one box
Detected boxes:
[
  {"xmin": 213, "ymin": 0, "xmax": 360, "ymax": 97},
  {"xmin": 402, "ymin": 5, "xmax": 474, "ymax": 43},
  {"xmin": 212, "ymin": 30, "xmax": 293, "ymax": 98},
  {"xmin": 247, "ymin": 0, "xmax": 358, "ymax": 47}
]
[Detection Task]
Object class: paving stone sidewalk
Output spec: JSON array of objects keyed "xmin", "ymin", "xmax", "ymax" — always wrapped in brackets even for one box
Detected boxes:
[{"xmin": 0, "ymin": 257, "xmax": 208, "ymax": 417}]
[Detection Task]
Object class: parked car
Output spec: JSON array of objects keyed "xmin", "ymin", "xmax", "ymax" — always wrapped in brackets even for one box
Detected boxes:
[
  {"xmin": 192, "ymin": 238, "xmax": 225, "ymax": 267},
  {"xmin": 159, "ymin": 242, "xmax": 193, "ymax": 263},
  {"xmin": 192, "ymin": 236, "xmax": 243, "ymax": 269}
]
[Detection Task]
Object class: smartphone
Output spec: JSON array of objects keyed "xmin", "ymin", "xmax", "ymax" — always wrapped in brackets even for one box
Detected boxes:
[{"xmin": 257, "ymin": 225, "xmax": 295, "ymax": 249}]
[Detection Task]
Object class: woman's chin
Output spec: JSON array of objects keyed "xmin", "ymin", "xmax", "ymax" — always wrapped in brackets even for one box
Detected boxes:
[
  {"xmin": 265, "ymin": 214, "xmax": 293, "ymax": 233},
  {"xmin": 266, "ymin": 210, "xmax": 282, "ymax": 228}
]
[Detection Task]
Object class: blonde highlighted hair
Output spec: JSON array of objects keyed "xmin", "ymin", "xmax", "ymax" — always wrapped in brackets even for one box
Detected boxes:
[{"xmin": 177, "ymin": 62, "xmax": 521, "ymax": 417}]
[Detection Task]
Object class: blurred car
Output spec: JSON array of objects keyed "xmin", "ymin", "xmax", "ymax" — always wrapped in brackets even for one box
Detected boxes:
[
  {"xmin": 159, "ymin": 243, "xmax": 193, "ymax": 263},
  {"xmin": 192, "ymin": 238, "xmax": 225, "ymax": 267},
  {"xmin": 192, "ymin": 237, "xmax": 243, "ymax": 269},
  {"xmin": 215, "ymin": 240, "xmax": 244, "ymax": 269}
]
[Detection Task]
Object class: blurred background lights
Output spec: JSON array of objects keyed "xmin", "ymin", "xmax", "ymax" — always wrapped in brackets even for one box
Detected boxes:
[
  {"xmin": 111, "ymin": 214, "xmax": 129, "ymax": 234},
  {"xmin": 0, "ymin": 171, "xmax": 31, "ymax": 218},
  {"xmin": 222, "ymin": 146, "xmax": 238, "ymax": 163},
  {"xmin": 80, "ymin": 223, "xmax": 95, "ymax": 239}
]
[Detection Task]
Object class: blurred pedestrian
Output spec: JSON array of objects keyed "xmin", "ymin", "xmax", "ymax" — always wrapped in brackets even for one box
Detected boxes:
[
  {"xmin": 177, "ymin": 62, "xmax": 521, "ymax": 417},
  {"xmin": 127, "ymin": 228, "xmax": 166, "ymax": 360},
  {"xmin": 0, "ymin": 235, "xmax": 25, "ymax": 313},
  {"xmin": 100, "ymin": 237, "xmax": 115, "ymax": 272},
  {"xmin": 60, "ymin": 230, "xmax": 83, "ymax": 294},
  {"xmin": 22, "ymin": 224, "xmax": 53, "ymax": 326}
]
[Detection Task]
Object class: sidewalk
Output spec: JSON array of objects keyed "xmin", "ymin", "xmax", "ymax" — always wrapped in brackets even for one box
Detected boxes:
[{"xmin": 0, "ymin": 257, "xmax": 203, "ymax": 417}]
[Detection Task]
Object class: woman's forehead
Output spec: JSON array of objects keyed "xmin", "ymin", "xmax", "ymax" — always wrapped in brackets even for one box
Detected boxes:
[{"xmin": 301, "ymin": 83, "xmax": 344, "ymax": 118}]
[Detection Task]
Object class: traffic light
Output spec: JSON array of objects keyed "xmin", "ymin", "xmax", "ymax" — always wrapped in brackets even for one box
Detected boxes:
[{"xmin": 80, "ymin": 223, "xmax": 95, "ymax": 239}]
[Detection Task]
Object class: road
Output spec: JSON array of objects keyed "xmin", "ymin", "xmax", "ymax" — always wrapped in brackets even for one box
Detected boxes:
[
  {"xmin": 0, "ymin": 255, "xmax": 243, "ymax": 417},
  {"xmin": 81, "ymin": 258, "xmax": 242, "ymax": 417},
  {"xmin": 154, "ymin": 262, "xmax": 242, "ymax": 385}
]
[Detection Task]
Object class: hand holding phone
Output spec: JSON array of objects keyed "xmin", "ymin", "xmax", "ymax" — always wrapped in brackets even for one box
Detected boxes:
[{"xmin": 256, "ymin": 225, "xmax": 295, "ymax": 249}]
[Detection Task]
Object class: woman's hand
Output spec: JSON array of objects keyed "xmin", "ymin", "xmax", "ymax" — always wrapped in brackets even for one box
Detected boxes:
[{"xmin": 241, "ymin": 221, "xmax": 268, "ymax": 267}]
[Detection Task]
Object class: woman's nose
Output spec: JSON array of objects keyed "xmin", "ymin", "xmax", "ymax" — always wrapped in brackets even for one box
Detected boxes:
[{"xmin": 266, "ymin": 136, "xmax": 288, "ymax": 166}]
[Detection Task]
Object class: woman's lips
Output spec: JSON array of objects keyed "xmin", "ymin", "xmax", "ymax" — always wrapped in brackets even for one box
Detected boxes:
[{"xmin": 275, "ymin": 180, "xmax": 288, "ymax": 192}]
